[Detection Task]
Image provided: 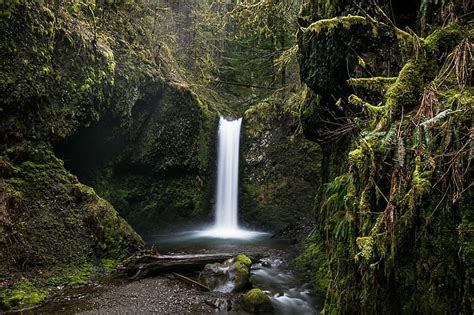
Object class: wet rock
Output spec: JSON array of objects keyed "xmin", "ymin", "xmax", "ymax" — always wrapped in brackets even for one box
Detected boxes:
[
  {"xmin": 241, "ymin": 288, "xmax": 273, "ymax": 314},
  {"xmin": 198, "ymin": 254, "xmax": 252, "ymax": 293},
  {"xmin": 234, "ymin": 254, "xmax": 252, "ymax": 292},
  {"xmin": 199, "ymin": 262, "xmax": 230, "ymax": 289},
  {"xmin": 205, "ymin": 298, "xmax": 232, "ymax": 311},
  {"xmin": 261, "ymin": 261, "xmax": 271, "ymax": 268}
]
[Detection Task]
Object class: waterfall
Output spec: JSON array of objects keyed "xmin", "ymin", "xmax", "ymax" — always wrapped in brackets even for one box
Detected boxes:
[
  {"xmin": 197, "ymin": 116, "xmax": 265, "ymax": 239},
  {"xmin": 214, "ymin": 116, "xmax": 242, "ymax": 230}
]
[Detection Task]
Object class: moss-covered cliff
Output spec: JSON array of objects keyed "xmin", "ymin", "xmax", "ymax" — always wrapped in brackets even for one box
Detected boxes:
[
  {"xmin": 297, "ymin": 0, "xmax": 473, "ymax": 314},
  {"xmin": 241, "ymin": 91, "xmax": 321, "ymax": 230},
  {"xmin": 0, "ymin": 0, "xmax": 215, "ymax": 309},
  {"xmin": 56, "ymin": 83, "xmax": 216, "ymax": 234}
]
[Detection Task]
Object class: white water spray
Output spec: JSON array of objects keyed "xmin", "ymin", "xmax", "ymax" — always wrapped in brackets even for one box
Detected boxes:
[
  {"xmin": 198, "ymin": 117, "xmax": 265, "ymax": 239},
  {"xmin": 215, "ymin": 117, "xmax": 241, "ymax": 230}
]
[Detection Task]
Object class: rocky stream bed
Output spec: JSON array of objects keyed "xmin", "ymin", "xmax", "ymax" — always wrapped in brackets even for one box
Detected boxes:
[{"xmin": 10, "ymin": 231, "xmax": 322, "ymax": 314}]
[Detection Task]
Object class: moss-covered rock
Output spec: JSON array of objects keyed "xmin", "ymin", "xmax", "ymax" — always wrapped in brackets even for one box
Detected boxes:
[
  {"xmin": 198, "ymin": 254, "xmax": 253, "ymax": 293},
  {"xmin": 0, "ymin": 143, "xmax": 142, "ymax": 270},
  {"xmin": 234, "ymin": 254, "xmax": 252, "ymax": 292},
  {"xmin": 241, "ymin": 288, "xmax": 273, "ymax": 314},
  {"xmin": 0, "ymin": 142, "xmax": 143, "ymax": 310}
]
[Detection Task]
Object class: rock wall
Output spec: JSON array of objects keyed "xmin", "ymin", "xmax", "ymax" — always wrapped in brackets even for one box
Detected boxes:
[
  {"xmin": 56, "ymin": 83, "xmax": 216, "ymax": 234},
  {"xmin": 241, "ymin": 94, "xmax": 321, "ymax": 231}
]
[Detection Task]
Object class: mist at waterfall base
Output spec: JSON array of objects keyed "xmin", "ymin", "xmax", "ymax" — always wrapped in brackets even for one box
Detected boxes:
[
  {"xmin": 146, "ymin": 116, "xmax": 266, "ymax": 244},
  {"xmin": 197, "ymin": 117, "xmax": 266, "ymax": 239}
]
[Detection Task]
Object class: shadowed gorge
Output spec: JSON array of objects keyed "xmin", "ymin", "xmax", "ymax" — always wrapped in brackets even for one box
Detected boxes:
[{"xmin": 1, "ymin": 0, "xmax": 472, "ymax": 314}]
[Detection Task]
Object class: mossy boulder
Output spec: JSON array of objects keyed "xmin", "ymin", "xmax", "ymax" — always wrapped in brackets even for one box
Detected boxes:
[
  {"xmin": 198, "ymin": 254, "xmax": 253, "ymax": 293},
  {"xmin": 0, "ymin": 143, "xmax": 142, "ymax": 270},
  {"xmin": 234, "ymin": 254, "xmax": 252, "ymax": 292},
  {"xmin": 0, "ymin": 142, "xmax": 143, "ymax": 310},
  {"xmin": 241, "ymin": 288, "xmax": 273, "ymax": 314}
]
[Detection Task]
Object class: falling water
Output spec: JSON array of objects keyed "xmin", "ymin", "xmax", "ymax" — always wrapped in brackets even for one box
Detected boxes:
[
  {"xmin": 197, "ymin": 116, "xmax": 265, "ymax": 239},
  {"xmin": 215, "ymin": 116, "xmax": 242, "ymax": 230}
]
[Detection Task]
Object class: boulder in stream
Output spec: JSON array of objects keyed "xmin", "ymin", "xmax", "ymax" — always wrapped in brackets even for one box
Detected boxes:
[
  {"xmin": 198, "ymin": 254, "xmax": 252, "ymax": 293},
  {"xmin": 241, "ymin": 288, "xmax": 274, "ymax": 314}
]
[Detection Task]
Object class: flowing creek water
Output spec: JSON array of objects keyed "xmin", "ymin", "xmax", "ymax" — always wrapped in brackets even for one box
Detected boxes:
[
  {"xmin": 21, "ymin": 233, "xmax": 322, "ymax": 314},
  {"xmin": 144, "ymin": 232, "xmax": 323, "ymax": 314}
]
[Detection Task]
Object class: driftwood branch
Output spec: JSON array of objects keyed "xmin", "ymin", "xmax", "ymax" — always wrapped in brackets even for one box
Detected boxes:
[{"xmin": 172, "ymin": 272, "xmax": 211, "ymax": 291}]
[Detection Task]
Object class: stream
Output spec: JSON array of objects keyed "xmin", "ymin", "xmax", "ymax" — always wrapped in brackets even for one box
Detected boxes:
[
  {"xmin": 19, "ymin": 232, "xmax": 322, "ymax": 314},
  {"xmin": 146, "ymin": 231, "xmax": 322, "ymax": 314}
]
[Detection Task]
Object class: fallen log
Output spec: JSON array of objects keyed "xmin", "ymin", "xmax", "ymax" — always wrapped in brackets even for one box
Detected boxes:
[{"xmin": 123, "ymin": 253, "xmax": 265, "ymax": 280}]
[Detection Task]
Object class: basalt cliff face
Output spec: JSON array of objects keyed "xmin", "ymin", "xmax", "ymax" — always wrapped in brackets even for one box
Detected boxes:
[{"xmin": 241, "ymin": 97, "xmax": 321, "ymax": 231}]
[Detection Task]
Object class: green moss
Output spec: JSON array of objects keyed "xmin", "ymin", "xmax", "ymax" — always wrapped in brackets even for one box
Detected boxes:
[
  {"xmin": 244, "ymin": 102, "xmax": 276, "ymax": 137},
  {"xmin": 306, "ymin": 15, "xmax": 414, "ymax": 59},
  {"xmin": 233, "ymin": 254, "xmax": 252, "ymax": 292},
  {"xmin": 306, "ymin": 15, "xmax": 367, "ymax": 34},
  {"xmin": 66, "ymin": 264, "xmax": 98, "ymax": 286},
  {"xmin": 243, "ymin": 288, "xmax": 270, "ymax": 305},
  {"xmin": 385, "ymin": 59, "xmax": 427, "ymax": 117},
  {"xmin": 355, "ymin": 236, "xmax": 375, "ymax": 261},
  {"xmin": 404, "ymin": 156, "xmax": 432, "ymax": 211},
  {"xmin": 348, "ymin": 94, "xmax": 385, "ymax": 114},
  {"xmin": 101, "ymin": 258, "xmax": 120, "ymax": 273},
  {"xmin": 0, "ymin": 279, "xmax": 48, "ymax": 309},
  {"xmin": 235, "ymin": 254, "xmax": 252, "ymax": 267},
  {"xmin": 294, "ymin": 241, "xmax": 329, "ymax": 293},
  {"xmin": 423, "ymin": 24, "xmax": 464, "ymax": 57},
  {"xmin": 0, "ymin": 258, "xmax": 124, "ymax": 310},
  {"xmin": 242, "ymin": 288, "xmax": 273, "ymax": 313},
  {"xmin": 347, "ymin": 77, "xmax": 397, "ymax": 93}
]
